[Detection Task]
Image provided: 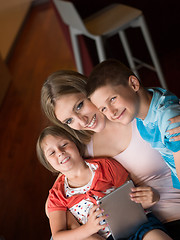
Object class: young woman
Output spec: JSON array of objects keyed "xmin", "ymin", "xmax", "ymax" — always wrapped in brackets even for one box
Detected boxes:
[{"xmin": 41, "ymin": 70, "xmax": 180, "ymax": 239}]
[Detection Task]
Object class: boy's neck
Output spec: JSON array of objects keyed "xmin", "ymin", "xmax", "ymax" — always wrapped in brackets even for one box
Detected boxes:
[{"xmin": 136, "ymin": 88, "xmax": 152, "ymax": 120}]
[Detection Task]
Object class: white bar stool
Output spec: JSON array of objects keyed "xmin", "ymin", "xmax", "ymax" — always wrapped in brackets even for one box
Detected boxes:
[{"xmin": 53, "ymin": 0, "xmax": 167, "ymax": 89}]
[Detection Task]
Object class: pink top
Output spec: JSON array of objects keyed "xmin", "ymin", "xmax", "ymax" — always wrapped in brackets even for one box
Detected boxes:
[{"xmin": 86, "ymin": 120, "xmax": 180, "ymax": 223}]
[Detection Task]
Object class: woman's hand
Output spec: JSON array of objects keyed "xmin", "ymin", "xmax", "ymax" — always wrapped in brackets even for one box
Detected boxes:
[
  {"xmin": 168, "ymin": 115, "xmax": 180, "ymax": 141},
  {"xmin": 84, "ymin": 205, "xmax": 108, "ymax": 236},
  {"xmin": 129, "ymin": 186, "xmax": 160, "ymax": 209}
]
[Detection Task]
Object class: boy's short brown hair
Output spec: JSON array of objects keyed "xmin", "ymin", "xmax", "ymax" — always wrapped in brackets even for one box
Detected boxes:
[{"xmin": 86, "ymin": 59, "xmax": 136, "ymax": 97}]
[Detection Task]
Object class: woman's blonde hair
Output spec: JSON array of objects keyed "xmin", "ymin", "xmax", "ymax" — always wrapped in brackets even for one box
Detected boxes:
[
  {"xmin": 41, "ymin": 70, "xmax": 92, "ymax": 144},
  {"xmin": 36, "ymin": 125, "xmax": 86, "ymax": 174}
]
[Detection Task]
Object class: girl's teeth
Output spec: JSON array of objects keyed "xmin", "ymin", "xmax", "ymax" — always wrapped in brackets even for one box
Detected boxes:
[{"xmin": 60, "ymin": 157, "xmax": 69, "ymax": 164}]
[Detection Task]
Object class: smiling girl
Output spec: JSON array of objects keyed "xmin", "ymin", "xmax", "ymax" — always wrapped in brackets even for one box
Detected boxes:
[{"xmin": 36, "ymin": 125, "xmax": 172, "ymax": 240}]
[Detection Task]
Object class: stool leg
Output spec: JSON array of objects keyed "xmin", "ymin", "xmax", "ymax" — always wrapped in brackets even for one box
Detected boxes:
[
  {"xmin": 70, "ymin": 28, "xmax": 84, "ymax": 74},
  {"xmin": 118, "ymin": 30, "xmax": 139, "ymax": 78},
  {"xmin": 95, "ymin": 36, "xmax": 106, "ymax": 62},
  {"xmin": 138, "ymin": 16, "xmax": 167, "ymax": 89}
]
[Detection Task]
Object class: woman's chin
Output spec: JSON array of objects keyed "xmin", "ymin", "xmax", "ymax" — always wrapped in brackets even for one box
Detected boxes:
[{"xmin": 94, "ymin": 122, "xmax": 106, "ymax": 132}]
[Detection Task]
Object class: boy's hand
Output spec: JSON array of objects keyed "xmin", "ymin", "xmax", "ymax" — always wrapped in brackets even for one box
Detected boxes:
[
  {"xmin": 168, "ymin": 115, "xmax": 180, "ymax": 141},
  {"xmin": 84, "ymin": 205, "xmax": 108, "ymax": 236},
  {"xmin": 129, "ymin": 186, "xmax": 160, "ymax": 209}
]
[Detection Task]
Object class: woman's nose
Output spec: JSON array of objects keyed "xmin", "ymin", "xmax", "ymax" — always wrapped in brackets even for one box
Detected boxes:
[{"xmin": 77, "ymin": 114, "xmax": 88, "ymax": 126}]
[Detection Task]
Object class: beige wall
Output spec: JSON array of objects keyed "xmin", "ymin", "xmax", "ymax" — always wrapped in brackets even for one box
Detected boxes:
[
  {"xmin": 0, "ymin": 0, "xmax": 32, "ymax": 60},
  {"xmin": 0, "ymin": 0, "xmax": 33, "ymax": 105}
]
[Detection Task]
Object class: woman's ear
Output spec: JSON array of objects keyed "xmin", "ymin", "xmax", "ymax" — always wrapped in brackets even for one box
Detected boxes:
[{"xmin": 128, "ymin": 75, "xmax": 140, "ymax": 92}]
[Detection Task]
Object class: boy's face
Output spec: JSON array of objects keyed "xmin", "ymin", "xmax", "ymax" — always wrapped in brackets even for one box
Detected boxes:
[
  {"xmin": 42, "ymin": 134, "xmax": 82, "ymax": 173},
  {"xmin": 89, "ymin": 81, "xmax": 140, "ymax": 125}
]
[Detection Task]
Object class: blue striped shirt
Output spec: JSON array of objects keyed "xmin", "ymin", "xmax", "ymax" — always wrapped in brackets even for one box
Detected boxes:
[{"xmin": 136, "ymin": 87, "xmax": 180, "ymax": 189}]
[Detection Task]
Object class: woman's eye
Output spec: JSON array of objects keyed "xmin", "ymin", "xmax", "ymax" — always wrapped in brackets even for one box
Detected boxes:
[
  {"xmin": 101, "ymin": 107, "xmax": 106, "ymax": 112},
  {"xmin": 76, "ymin": 101, "xmax": 83, "ymax": 111},
  {"xmin": 65, "ymin": 118, "xmax": 72, "ymax": 125}
]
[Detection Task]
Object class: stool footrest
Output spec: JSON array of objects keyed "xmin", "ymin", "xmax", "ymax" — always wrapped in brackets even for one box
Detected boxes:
[{"xmin": 133, "ymin": 57, "xmax": 156, "ymax": 72}]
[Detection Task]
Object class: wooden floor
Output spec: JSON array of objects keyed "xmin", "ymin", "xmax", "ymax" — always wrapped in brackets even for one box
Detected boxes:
[
  {"xmin": 0, "ymin": 2, "xmax": 76, "ymax": 240},
  {"xmin": 0, "ymin": 1, "xmax": 180, "ymax": 240}
]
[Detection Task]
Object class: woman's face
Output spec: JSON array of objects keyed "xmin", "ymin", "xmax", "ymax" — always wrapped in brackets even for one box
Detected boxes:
[{"xmin": 54, "ymin": 93, "xmax": 106, "ymax": 132}]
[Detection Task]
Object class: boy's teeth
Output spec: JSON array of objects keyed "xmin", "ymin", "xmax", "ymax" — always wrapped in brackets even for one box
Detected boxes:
[{"xmin": 88, "ymin": 116, "xmax": 96, "ymax": 127}]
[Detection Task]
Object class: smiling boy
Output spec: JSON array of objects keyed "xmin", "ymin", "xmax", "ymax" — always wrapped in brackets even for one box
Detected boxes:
[{"xmin": 86, "ymin": 59, "xmax": 180, "ymax": 189}]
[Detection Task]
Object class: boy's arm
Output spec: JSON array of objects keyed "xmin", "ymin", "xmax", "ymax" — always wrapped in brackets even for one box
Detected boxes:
[
  {"xmin": 168, "ymin": 115, "xmax": 180, "ymax": 141},
  {"xmin": 173, "ymin": 151, "xmax": 180, "ymax": 181},
  {"xmin": 162, "ymin": 105, "xmax": 180, "ymax": 151},
  {"xmin": 160, "ymin": 106, "xmax": 180, "ymax": 182},
  {"xmin": 49, "ymin": 206, "xmax": 107, "ymax": 240}
]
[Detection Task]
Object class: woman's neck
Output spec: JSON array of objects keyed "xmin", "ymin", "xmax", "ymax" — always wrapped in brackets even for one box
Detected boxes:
[
  {"xmin": 96, "ymin": 118, "xmax": 129, "ymax": 135},
  {"xmin": 92, "ymin": 120, "xmax": 132, "ymax": 157}
]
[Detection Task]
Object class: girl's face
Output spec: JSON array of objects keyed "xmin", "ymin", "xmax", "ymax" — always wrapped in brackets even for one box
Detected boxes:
[
  {"xmin": 54, "ymin": 92, "xmax": 106, "ymax": 132},
  {"xmin": 42, "ymin": 134, "xmax": 82, "ymax": 173}
]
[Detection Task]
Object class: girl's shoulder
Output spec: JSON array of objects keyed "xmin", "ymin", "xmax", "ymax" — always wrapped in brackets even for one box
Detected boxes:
[{"xmin": 51, "ymin": 174, "xmax": 65, "ymax": 190}]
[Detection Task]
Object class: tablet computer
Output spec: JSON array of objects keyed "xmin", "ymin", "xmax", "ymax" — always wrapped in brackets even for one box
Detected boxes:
[{"xmin": 99, "ymin": 180, "xmax": 148, "ymax": 239}]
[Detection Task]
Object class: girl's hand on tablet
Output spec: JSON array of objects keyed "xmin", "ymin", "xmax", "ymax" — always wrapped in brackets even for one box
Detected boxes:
[{"xmin": 85, "ymin": 205, "xmax": 108, "ymax": 235}]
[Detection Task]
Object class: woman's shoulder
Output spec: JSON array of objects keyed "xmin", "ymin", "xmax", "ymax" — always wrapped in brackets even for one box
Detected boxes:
[
  {"xmin": 85, "ymin": 137, "xmax": 94, "ymax": 157},
  {"xmin": 85, "ymin": 157, "xmax": 124, "ymax": 169}
]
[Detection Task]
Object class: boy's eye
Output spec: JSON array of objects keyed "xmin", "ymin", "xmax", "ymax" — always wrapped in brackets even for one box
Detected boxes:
[
  {"xmin": 76, "ymin": 101, "xmax": 83, "ymax": 111},
  {"xmin": 65, "ymin": 118, "xmax": 73, "ymax": 125},
  {"xmin": 110, "ymin": 97, "xmax": 116, "ymax": 102}
]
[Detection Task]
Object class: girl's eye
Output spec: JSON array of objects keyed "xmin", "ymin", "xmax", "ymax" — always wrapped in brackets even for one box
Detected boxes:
[
  {"xmin": 65, "ymin": 118, "xmax": 72, "ymax": 125},
  {"xmin": 76, "ymin": 101, "xmax": 83, "ymax": 111},
  {"xmin": 62, "ymin": 143, "xmax": 68, "ymax": 148},
  {"xmin": 49, "ymin": 151, "xmax": 55, "ymax": 156}
]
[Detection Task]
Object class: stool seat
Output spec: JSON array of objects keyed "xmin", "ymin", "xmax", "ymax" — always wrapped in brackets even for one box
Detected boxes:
[
  {"xmin": 53, "ymin": 0, "xmax": 167, "ymax": 89},
  {"xmin": 84, "ymin": 4, "xmax": 141, "ymax": 36}
]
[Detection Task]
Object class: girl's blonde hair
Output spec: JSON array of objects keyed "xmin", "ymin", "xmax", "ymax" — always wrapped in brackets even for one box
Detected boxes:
[
  {"xmin": 41, "ymin": 70, "xmax": 92, "ymax": 144},
  {"xmin": 36, "ymin": 125, "xmax": 86, "ymax": 174}
]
